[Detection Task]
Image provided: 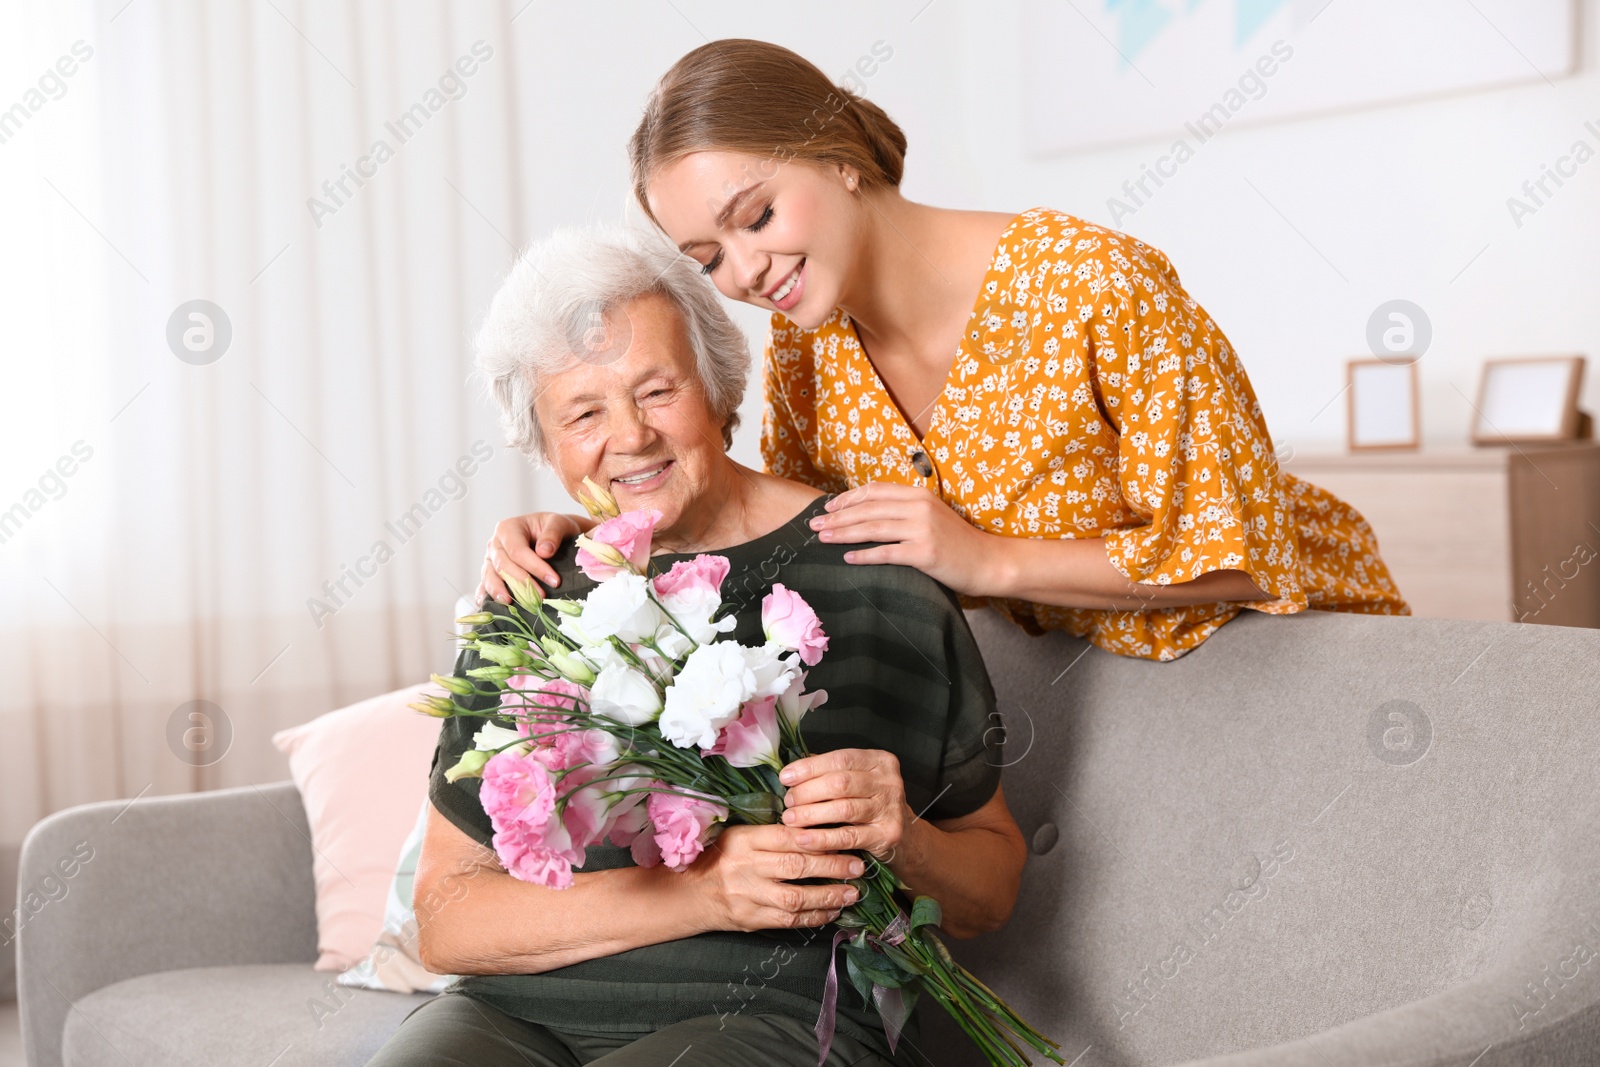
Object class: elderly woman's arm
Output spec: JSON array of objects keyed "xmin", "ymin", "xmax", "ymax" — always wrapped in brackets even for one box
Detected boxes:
[
  {"xmin": 414, "ymin": 804, "xmax": 865, "ymax": 975},
  {"xmin": 778, "ymin": 750, "xmax": 1027, "ymax": 940}
]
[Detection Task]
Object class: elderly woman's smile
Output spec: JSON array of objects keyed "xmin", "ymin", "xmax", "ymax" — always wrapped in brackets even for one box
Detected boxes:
[{"xmin": 532, "ymin": 288, "xmax": 758, "ymax": 553}]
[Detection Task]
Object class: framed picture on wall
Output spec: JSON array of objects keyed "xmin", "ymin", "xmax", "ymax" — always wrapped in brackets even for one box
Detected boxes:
[
  {"xmin": 1470, "ymin": 355, "xmax": 1586, "ymax": 445},
  {"xmin": 1346, "ymin": 359, "xmax": 1421, "ymax": 452}
]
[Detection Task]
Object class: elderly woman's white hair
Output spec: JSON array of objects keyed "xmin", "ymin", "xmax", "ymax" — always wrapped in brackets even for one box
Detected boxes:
[{"xmin": 475, "ymin": 225, "xmax": 750, "ymax": 463}]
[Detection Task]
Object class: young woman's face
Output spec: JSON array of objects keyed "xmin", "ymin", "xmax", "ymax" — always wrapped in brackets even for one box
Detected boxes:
[{"xmin": 646, "ymin": 151, "xmax": 861, "ymax": 331}]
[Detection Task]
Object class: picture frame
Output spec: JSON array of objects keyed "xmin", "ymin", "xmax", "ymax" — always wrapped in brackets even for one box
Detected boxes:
[
  {"xmin": 1346, "ymin": 359, "xmax": 1421, "ymax": 452},
  {"xmin": 1470, "ymin": 355, "xmax": 1586, "ymax": 445}
]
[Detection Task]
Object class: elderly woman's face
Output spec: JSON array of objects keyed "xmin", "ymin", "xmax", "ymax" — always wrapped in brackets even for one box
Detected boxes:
[{"xmin": 534, "ymin": 291, "xmax": 726, "ymax": 532}]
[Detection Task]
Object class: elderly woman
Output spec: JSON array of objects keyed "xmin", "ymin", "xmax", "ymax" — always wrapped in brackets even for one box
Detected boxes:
[{"xmin": 366, "ymin": 227, "xmax": 1026, "ymax": 1067}]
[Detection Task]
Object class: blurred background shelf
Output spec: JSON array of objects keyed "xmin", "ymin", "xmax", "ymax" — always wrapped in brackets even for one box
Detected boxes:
[{"xmin": 1286, "ymin": 443, "xmax": 1600, "ymax": 627}]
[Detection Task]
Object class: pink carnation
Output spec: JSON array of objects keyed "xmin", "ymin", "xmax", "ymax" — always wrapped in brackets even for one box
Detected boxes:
[
  {"xmin": 576, "ymin": 509, "xmax": 662, "ymax": 580},
  {"xmin": 761, "ymin": 583, "xmax": 828, "ymax": 666},
  {"xmin": 647, "ymin": 789, "xmax": 728, "ymax": 871},
  {"xmin": 652, "ymin": 554, "xmax": 730, "ymax": 599}
]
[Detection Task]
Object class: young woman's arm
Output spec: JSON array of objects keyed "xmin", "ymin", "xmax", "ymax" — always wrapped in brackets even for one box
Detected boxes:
[
  {"xmin": 476, "ymin": 511, "xmax": 596, "ymax": 604},
  {"xmin": 806, "ymin": 482, "xmax": 1267, "ymax": 610}
]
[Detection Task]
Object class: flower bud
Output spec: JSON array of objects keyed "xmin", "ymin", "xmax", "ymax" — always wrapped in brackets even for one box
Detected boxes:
[
  {"xmin": 456, "ymin": 611, "xmax": 494, "ymax": 627},
  {"xmin": 574, "ymin": 535, "xmax": 629, "ymax": 572},
  {"xmin": 578, "ymin": 475, "xmax": 621, "ymax": 518},
  {"xmin": 474, "ymin": 642, "xmax": 534, "ymax": 669},
  {"xmin": 431, "ymin": 672, "xmax": 474, "ymax": 696},
  {"xmin": 443, "ymin": 748, "xmax": 492, "ymax": 782},
  {"xmin": 500, "ymin": 572, "xmax": 545, "ymax": 614},
  {"xmin": 407, "ymin": 695, "xmax": 456, "ymax": 718},
  {"xmin": 544, "ymin": 598, "xmax": 583, "ymax": 616}
]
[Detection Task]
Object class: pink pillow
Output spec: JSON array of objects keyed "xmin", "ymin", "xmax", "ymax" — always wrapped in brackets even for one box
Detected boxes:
[{"xmin": 272, "ymin": 682, "xmax": 442, "ymax": 971}]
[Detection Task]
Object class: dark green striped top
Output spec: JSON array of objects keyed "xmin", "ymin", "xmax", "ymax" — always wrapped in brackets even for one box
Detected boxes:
[{"xmin": 427, "ymin": 492, "xmax": 1003, "ymax": 1056}]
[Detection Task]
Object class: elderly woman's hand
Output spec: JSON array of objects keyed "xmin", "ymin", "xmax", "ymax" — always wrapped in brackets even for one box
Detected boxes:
[
  {"xmin": 776, "ymin": 749, "xmax": 911, "ymax": 862},
  {"xmin": 691, "ymin": 824, "xmax": 864, "ymax": 931},
  {"xmin": 476, "ymin": 511, "xmax": 593, "ymax": 604}
]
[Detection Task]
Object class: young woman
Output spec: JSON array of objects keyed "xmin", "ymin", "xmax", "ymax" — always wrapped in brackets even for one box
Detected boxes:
[{"xmin": 478, "ymin": 39, "xmax": 1407, "ymax": 662}]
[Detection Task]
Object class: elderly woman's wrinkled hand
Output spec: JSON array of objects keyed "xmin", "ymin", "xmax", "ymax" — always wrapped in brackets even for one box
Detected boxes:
[
  {"xmin": 690, "ymin": 824, "xmax": 865, "ymax": 932},
  {"xmin": 477, "ymin": 511, "xmax": 586, "ymax": 605},
  {"xmin": 777, "ymin": 748, "xmax": 913, "ymax": 862}
]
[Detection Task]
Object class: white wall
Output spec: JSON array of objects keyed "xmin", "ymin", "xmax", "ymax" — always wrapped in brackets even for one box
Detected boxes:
[{"xmin": 518, "ymin": 0, "xmax": 1599, "ymax": 455}]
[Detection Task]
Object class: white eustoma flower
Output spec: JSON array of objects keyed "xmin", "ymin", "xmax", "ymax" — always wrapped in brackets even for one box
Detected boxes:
[
  {"xmin": 557, "ymin": 612, "xmax": 592, "ymax": 648},
  {"xmin": 776, "ymin": 670, "xmax": 829, "ymax": 730},
  {"xmin": 588, "ymin": 645, "xmax": 663, "ymax": 726},
  {"xmin": 473, "ymin": 721, "xmax": 527, "ymax": 753},
  {"xmin": 653, "ymin": 584, "xmax": 736, "ymax": 658},
  {"xmin": 577, "ymin": 573, "xmax": 664, "ymax": 644},
  {"xmin": 742, "ymin": 643, "xmax": 801, "ymax": 699},
  {"xmin": 658, "ymin": 641, "xmax": 758, "ymax": 749}
]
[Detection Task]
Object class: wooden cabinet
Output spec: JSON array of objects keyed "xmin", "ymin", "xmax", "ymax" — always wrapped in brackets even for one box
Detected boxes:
[{"xmin": 1284, "ymin": 443, "xmax": 1600, "ymax": 627}]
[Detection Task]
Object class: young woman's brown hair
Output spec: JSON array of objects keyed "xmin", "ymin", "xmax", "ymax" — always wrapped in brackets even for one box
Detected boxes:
[{"xmin": 628, "ymin": 39, "xmax": 905, "ymax": 224}]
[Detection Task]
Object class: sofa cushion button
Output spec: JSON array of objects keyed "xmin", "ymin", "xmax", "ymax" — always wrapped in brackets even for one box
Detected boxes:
[{"xmin": 1031, "ymin": 822, "xmax": 1059, "ymax": 855}]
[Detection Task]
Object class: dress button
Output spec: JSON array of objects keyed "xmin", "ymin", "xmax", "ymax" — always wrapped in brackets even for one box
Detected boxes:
[{"xmin": 910, "ymin": 450, "xmax": 933, "ymax": 477}]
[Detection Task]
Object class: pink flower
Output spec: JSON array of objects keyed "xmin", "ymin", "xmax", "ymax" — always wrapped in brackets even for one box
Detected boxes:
[
  {"xmin": 576, "ymin": 509, "xmax": 662, "ymax": 580},
  {"xmin": 652, "ymin": 554, "xmax": 730, "ymax": 599},
  {"xmin": 493, "ymin": 819, "xmax": 581, "ymax": 889},
  {"xmin": 480, "ymin": 749, "xmax": 585, "ymax": 887},
  {"xmin": 703, "ymin": 695, "xmax": 782, "ymax": 770},
  {"xmin": 506, "ymin": 678, "xmax": 617, "ymax": 770},
  {"xmin": 508, "ymin": 675, "xmax": 588, "ymax": 713},
  {"xmin": 647, "ymin": 789, "xmax": 728, "ymax": 871},
  {"xmin": 508, "ymin": 677, "xmax": 589, "ymax": 738},
  {"xmin": 761, "ymin": 584, "xmax": 828, "ymax": 666},
  {"xmin": 479, "ymin": 748, "xmax": 557, "ymax": 833},
  {"xmin": 605, "ymin": 794, "xmax": 662, "ymax": 868},
  {"xmin": 559, "ymin": 764, "xmax": 616, "ymax": 850}
]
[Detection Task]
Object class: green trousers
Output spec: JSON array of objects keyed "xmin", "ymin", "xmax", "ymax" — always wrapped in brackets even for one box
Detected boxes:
[{"xmin": 364, "ymin": 992, "xmax": 920, "ymax": 1067}]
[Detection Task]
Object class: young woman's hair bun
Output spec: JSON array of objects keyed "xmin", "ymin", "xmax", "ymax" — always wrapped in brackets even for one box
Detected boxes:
[{"xmin": 629, "ymin": 39, "xmax": 907, "ymax": 223}]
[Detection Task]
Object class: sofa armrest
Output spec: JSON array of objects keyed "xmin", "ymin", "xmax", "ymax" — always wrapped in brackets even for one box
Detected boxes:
[{"xmin": 17, "ymin": 780, "xmax": 318, "ymax": 1067}]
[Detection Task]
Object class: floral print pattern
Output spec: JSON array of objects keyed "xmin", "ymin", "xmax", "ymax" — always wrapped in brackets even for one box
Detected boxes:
[{"xmin": 761, "ymin": 208, "xmax": 1407, "ymax": 661}]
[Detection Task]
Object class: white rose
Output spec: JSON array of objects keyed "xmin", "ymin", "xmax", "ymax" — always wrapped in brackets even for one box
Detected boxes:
[
  {"xmin": 578, "ymin": 573, "xmax": 664, "ymax": 644},
  {"xmin": 588, "ymin": 647, "xmax": 663, "ymax": 726},
  {"xmin": 659, "ymin": 642, "xmax": 757, "ymax": 749}
]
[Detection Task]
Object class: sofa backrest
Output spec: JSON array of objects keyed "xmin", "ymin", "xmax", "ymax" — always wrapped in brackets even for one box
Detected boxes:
[{"xmin": 926, "ymin": 608, "xmax": 1600, "ymax": 1067}]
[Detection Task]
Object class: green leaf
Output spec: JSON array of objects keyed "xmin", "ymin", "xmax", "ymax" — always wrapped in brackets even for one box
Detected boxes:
[
  {"xmin": 844, "ymin": 952, "xmax": 877, "ymax": 1009},
  {"xmin": 843, "ymin": 941, "xmax": 908, "ymax": 989},
  {"xmin": 724, "ymin": 793, "xmax": 782, "ymax": 823},
  {"xmin": 909, "ymin": 895, "xmax": 943, "ymax": 932}
]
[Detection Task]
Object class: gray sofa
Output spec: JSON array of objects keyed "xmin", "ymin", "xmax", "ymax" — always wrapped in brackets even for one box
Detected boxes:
[{"xmin": 18, "ymin": 608, "xmax": 1600, "ymax": 1066}]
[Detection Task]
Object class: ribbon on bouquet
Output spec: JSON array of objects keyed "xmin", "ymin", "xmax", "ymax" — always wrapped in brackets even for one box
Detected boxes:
[{"xmin": 815, "ymin": 911, "xmax": 917, "ymax": 1067}]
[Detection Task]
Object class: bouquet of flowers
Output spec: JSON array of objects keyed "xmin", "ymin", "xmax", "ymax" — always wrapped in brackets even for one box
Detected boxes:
[{"xmin": 414, "ymin": 479, "xmax": 1064, "ymax": 1067}]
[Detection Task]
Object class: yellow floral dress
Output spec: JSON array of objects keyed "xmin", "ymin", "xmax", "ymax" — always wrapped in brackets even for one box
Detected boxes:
[{"xmin": 761, "ymin": 207, "xmax": 1408, "ymax": 661}]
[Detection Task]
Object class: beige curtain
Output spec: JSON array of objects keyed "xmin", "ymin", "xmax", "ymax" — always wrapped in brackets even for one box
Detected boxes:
[{"xmin": 0, "ymin": 0, "xmax": 581, "ymax": 848}]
